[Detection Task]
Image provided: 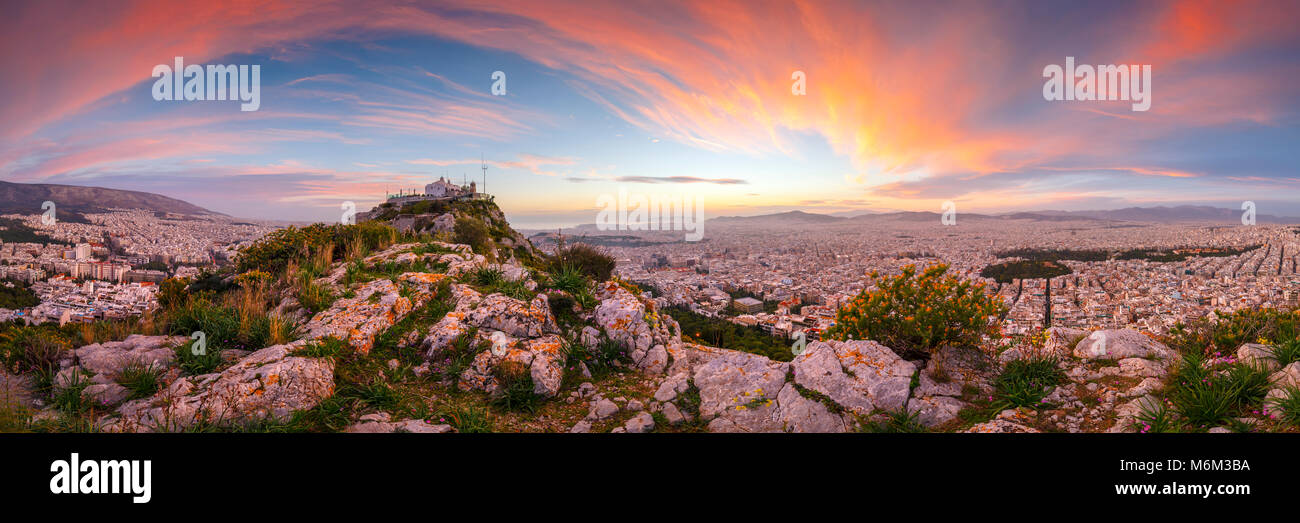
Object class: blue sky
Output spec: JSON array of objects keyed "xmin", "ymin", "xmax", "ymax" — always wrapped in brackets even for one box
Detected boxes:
[{"xmin": 2, "ymin": 0, "xmax": 1297, "ymax": 227}]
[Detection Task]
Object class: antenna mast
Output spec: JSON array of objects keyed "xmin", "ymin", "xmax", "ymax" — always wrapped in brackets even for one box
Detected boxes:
[{"xmin": 480, "ymin": 153, "xmax": 488, "ymax": 197}]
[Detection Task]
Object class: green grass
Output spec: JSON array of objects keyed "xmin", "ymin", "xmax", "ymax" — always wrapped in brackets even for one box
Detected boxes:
[
  {"xmin": 1167, "ymin": 352, "xmax": 1273, "ymax": 429},
  {"xmin": 490, "ymin": 360, "xmax": 540, "ymax": 413},
  {"xmin": 560, "ymin": 334, "xmax": 628, "ymax": 384},
  {"xmin": 343, "ymin": 258, "xmax": 448, "ymax": 286},
  {"xmin": 1130, "ymin": 399, "xmax": 1177, "ymax": 433},
  {"xmin": 1267, "ymin": 386, "xmax": 1300, "ymax": 427},
  {"xmin": 117, "ymin": 361, "xmax": 162, "ymax": 400},
  {"xmin": 991, "ymin": 356, "xmax": 1064, "ymax": 411},
  {"xmin": 859, "ymin": 410, "xmax": 927, "ymax": 433},
  {"xmin": 295, "ymin": 336, "xmax": 350, "ymax": 359},
  {"xmin": 437, "ymin": 404, "xmax": 494, "ymax": 433},
  {"xmin": 52, "ymin": 371, "xmax": 91, "ymax": 415},
  {"xmin": 174, "ymin": 338, "xmax": 224, "ymax": 375},
  {"xmin": 1269, "ymin": 337, "xmax": 1300, "ymax": 367},
  {"xmin": 296, "ymin": 276, "xmax": 336, "ymax": 313}
]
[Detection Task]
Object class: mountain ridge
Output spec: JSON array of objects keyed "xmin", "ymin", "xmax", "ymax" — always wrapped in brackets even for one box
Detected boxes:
[{"xmin": 0, "ymin": 180, "xmax": 219, "ymax": 217}]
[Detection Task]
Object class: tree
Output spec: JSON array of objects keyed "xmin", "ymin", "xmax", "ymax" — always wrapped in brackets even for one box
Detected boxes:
[
  {"xmin": 827, "ymin": 264, "xmax": 1006, "ymax": 358},
  {"xmin": 980, "ymin": 260, "xmax": 1072, "ymax": 327}
]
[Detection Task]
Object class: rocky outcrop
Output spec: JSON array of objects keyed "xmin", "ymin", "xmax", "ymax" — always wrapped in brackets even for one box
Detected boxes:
[
  {"xmin": 1071, "ymin": 329, "xmax": 1174, "ymax": 361},
  {"xmin": 49, "ymin": 335, "xmax": 188, "ymax": 408},
  {"xmin": 70, "ymin": 334, "xmax": 186, "ymax": 377},
  {"xmin": 465, "ymin": 293, "xmax": 559, "ymax": 338},
  {"xmin": 457, "ymin": 333, "xmax": 566, "ymax": 398},
  {"xmin": 791, "ymin": 340, "xmax": 915, "ymax": 415},
  {"xmin": 103, "ymin": 343, "xmax": 334, "ymax": 432},
  {"xmin": 591, "ymin": 282, "xmax": 682, "ymax": 374},
  {"xmin": 303, "ymin": 273, "xmax": 443, "ymax": 354}
]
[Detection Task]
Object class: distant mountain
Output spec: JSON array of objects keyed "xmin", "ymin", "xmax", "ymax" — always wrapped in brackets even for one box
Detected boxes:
[
  {"xmin": 1023, "ymin": 205, "xmax": 1300, "ymax": 224},
  {"xmin": 707, "ymin": 205, "xmax": 1300, "ymax": 226},
  {"xmin": 0, "ymin": 181, "xmax": 218, "ymax": 217},
  {"xmin": 708, "ymin": 210, "xmax": 845, "ymax": 224}
]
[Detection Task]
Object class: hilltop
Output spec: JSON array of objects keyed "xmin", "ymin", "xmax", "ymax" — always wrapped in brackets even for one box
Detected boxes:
[
  {"xmin": 357, "ymin": 196, "xmax": 538, "ymax": 263},
  {"xmin": 0, "ymin": 181, "xmax": 218, "ymax": 217}
]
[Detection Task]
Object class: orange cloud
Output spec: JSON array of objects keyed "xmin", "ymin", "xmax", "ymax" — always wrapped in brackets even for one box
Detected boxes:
[{"xmin": 4, "ymin": 0, "xmax": 1296, "ymax": 201}]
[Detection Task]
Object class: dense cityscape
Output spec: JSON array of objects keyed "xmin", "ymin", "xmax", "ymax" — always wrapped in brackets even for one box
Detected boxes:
[
  {"xmin": 4, "ymin": 204, "xmax": 1296, "ymax": 344},
  {"xmin": 604, "ymin": 215, "xmax": 1300, "ymax": 343},
  {"xmin": 0, "ymin": 209, "xmax": 277, "ymax": 324}
]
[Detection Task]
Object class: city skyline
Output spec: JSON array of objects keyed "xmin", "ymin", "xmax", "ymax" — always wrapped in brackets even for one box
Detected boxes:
[{"xmin": 2, "ymin": 0, "xmax": 1298, "ymax": 228}]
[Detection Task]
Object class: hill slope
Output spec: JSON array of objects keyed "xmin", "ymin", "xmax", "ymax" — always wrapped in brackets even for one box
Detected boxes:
[{"xmin": 0, "ymin": 181, "xmax": 218, "ymax": 216}]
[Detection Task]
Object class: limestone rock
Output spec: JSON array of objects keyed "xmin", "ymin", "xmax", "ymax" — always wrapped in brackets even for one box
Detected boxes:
[
  {"xmin": 790, "ymin": 339, "xmax": 915, "ymax": 415},
  {"xmin": 1072, "ymin": 329, "xmax": 1173, "ymax": 361},
  {"xmin": 105, "ymin": 344, "xmax": 335, "ymax": 432}
]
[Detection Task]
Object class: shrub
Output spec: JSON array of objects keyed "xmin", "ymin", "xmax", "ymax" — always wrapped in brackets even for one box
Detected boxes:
[
  {"xmin": 826, "ymin": 264, "xmax": 1006, "ymax": 357},
  {"xmin": 547, "ymin": 241, "xmax": 615, "ymax": 282},
  {"xmin": 237, "ymin": 221, "xmax": 399, "ymax": 276},
  {"xmin": 157, "ymin": 277, "xmax": 190, "ymax": 311},
  {"xmin": 453, "ymin": 216, "xmax": 491, "ymax": 256},
  {"xmin": 547, "ymin": 264, "xmax": 588, "ymax": 295},
  {"xmin": 1164, "ymin": 308, "xmax": 1300, "ymax": 356},
  {"xmin": 0, "ymin": 327, "xmax": 69, "ymax": 374}
]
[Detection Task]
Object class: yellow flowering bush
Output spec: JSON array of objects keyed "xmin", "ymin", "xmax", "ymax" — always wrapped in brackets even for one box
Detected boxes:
[{"xmin": 825, "ymin": 264, "xmax": 1006, "ymax": 357}]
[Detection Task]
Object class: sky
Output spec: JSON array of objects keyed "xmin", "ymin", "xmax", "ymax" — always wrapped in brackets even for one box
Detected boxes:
[{"xmin": 1, "ymin": 0, "xmax": 1298, "ymax": 228}]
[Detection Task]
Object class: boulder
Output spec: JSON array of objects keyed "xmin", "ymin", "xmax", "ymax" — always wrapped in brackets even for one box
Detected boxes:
[
  {"xmin": 1072, "ymin": 329, "xmax": 1173, "ymax": 361},
  {"xmin": 72, "ymin": 335, "xmax": 185, "ymax": 377},
  {"xmin": 105, "ymin": 344, "xmax": 335, "ymax": 432},
  {"xmin": 1237, "ymin": 343, "xmax": 1279, "ymax": 372},
  {"xmin": 790, "ymin": 339, "xmax": 915, "ymax": 415},
  {"xmin": 303, "ymin": 276, "xmax": 436, "ymax": 354},
  {"xmin": 457, "ymin": 333, "xmax": 565, "ymax": 397},
  {"xmin": 465, "ymin": 293, "xmax": 559, "ymax": 338},
  {"xmin": 906, "ymin": 395, "xmax": 966, "ymax": 428},
  {"xmin": 624, "ymin": 412, "xmax": 656, "ymax": 433}
]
